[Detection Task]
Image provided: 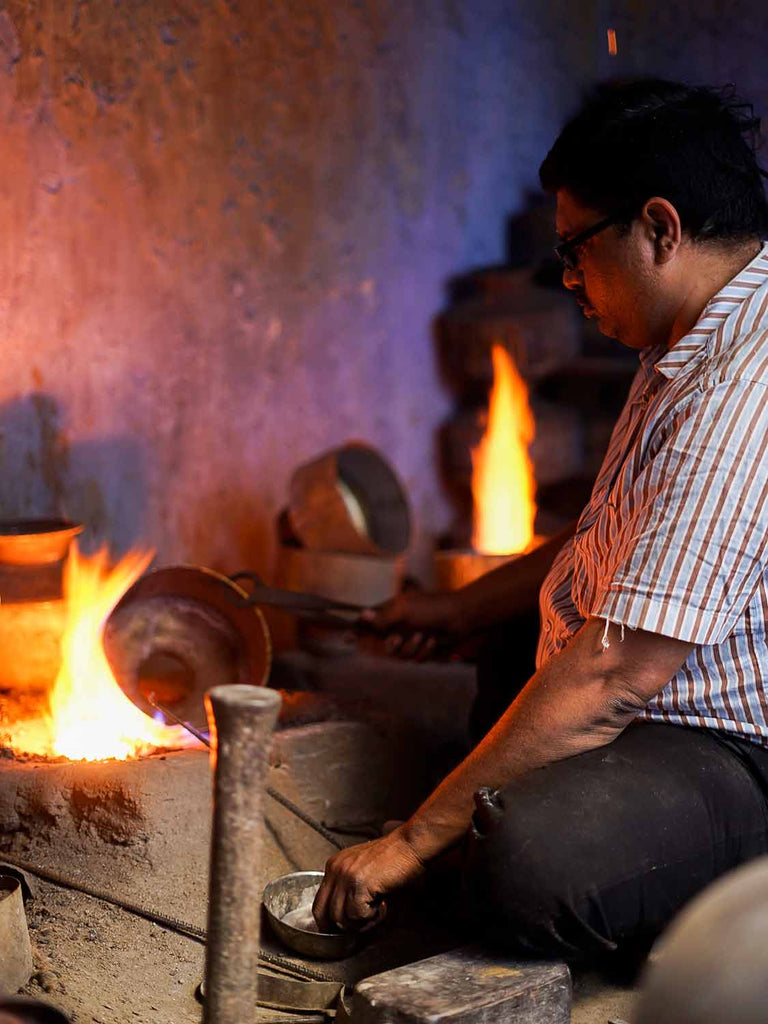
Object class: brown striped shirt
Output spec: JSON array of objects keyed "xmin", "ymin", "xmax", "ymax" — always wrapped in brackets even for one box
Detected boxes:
[{"xmin": 537, "ymin": 244, "xmax": 768, "ymax": 744}]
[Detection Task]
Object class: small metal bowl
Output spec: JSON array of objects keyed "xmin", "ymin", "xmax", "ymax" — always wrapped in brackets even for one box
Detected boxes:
[{"xmin": 263, "ymin": 871, "xmax": 359, "ymax": 960}]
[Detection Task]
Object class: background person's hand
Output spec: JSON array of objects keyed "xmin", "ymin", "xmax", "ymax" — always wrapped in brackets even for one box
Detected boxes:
[
  {"xmin": 362, "ymin": 589, "xmax": 466, "ymax": 660},
  {"xmin": 312, "ymin": 827, "xmax": 425, "ymax": 932}
]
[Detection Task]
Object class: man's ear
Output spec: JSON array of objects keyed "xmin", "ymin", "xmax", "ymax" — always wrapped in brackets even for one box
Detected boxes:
[{"xmin": 641, "ymin": 197, "xmax": 682, "ymax": 264}]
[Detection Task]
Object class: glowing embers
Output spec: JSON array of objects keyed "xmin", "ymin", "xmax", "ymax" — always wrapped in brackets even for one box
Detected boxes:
[
  {"xmin": 471, "ymin": 343, "xmax": 537, "ymax": 556},
  {"xmin": 3, "ymin": 545, "xmax": 197, "ymax": 762}
]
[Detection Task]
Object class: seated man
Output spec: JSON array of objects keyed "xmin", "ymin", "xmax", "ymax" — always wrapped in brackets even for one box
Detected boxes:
[{"xmin": 313, "ymin": 79, "xmax": 768, "ymax": 964}]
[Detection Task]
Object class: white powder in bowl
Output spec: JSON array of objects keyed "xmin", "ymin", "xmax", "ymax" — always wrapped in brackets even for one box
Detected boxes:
[{"xmin": 281, "ymin": 904, "xmax": 320, "ymax": 933}]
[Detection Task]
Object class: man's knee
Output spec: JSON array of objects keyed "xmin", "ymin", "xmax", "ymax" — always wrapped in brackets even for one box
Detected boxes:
[
  {"xmin": 463, "ymin": 785, "xmax": 580, "ymax": 953},
  {"xmin": 462, "ymin": 777, "xmax": 629, "ymax": 960}
]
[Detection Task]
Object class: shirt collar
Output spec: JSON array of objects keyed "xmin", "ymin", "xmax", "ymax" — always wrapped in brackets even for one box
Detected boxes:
[{"xmin": 648, "ymin": 242, "xmax": 768, "ymax": 381}]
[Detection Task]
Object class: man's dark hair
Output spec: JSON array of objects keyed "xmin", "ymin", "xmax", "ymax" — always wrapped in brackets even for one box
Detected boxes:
[{"xmin": 539, "ymin": 79, "xmax": 768, "ymax": 242}]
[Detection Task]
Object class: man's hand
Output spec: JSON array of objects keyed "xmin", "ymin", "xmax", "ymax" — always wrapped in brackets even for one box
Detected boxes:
[
  {"xmin": 363, "ymin": 590, "xmax": 465, "ymax": 660},
  {"xmin": 363, "ymin": 527, "xmax": 577, "ymax": 660},
  {"xmin": 312, "ymin": 827, "xmax": 426, "ymax": 931}
]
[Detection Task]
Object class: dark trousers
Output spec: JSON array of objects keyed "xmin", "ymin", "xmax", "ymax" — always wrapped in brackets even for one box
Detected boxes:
[{"xmin": 462, "ymin": 621, "xmax": 768, "ymax": 964}]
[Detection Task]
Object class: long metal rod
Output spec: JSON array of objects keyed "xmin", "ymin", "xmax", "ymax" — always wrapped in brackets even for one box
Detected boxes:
[
  {"xmin": 226, "ymin": 573, "xmax": 367, "ymax": 616},
  {"xmin": 204, "ymin": 684, "xmax": 281, "ymax": 1024},
  {"xmin": 148, "ymin": 692, "xmax": 211, "ymax": 747},
  {"xmin": 149, "ymin": 694, "xmax": 343, "ymax": 851}
]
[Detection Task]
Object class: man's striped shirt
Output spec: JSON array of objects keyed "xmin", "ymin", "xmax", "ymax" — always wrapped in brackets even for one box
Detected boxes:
[{"xmin": 537, "ymin": 244, "xmax": 768, "ymax": 744}]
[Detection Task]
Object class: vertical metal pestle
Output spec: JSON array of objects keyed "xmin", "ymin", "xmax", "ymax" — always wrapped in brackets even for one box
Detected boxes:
[{"xmin": 203, "ymin": 684, "xmax": 282, "ymax": 1024}]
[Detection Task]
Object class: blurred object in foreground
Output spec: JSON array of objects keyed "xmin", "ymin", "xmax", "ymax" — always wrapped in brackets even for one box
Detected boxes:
[{"xmin": 634, "ymin": 856, "xmax": 768, "ymax": 1024}]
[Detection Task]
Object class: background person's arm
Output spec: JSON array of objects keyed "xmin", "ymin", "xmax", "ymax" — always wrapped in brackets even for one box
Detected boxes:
[{"xmin": 367, "ymin": 522, "xmax": 576, "ymax": 658}]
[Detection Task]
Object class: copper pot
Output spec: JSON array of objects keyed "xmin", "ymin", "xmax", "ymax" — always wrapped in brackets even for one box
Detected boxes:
[
  {"xmin": 288, "ymin": 443, "xmax": 410, "ymax": 557},
  {"xmin": 103, "ymin": 566, "xmax": 272, "ymax": 729},
  {"xmin": 0, "ymin": 519, "xmax": 82, "ymax": 566}
]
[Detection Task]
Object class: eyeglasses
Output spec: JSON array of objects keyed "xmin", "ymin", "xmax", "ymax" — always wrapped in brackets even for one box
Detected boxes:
[{"xmin": 554, "ymin": 210, "xmax": 629, "ymax": 271}]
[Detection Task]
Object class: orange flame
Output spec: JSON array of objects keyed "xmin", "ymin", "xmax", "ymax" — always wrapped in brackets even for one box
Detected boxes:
[
  {"xmin": 7, "ymin": 544, "xmax": 197, "ymax": 761},
  {"xmin": 471, "ymin": 344, "xmax": 536, "ymax": 555}
]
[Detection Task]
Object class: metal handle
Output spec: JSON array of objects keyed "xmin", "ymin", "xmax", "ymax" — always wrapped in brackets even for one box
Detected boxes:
[
  {"xmin": 228, "ymin": 570, "xmax": 266, "ymax": 592},
  {"xmin": 226, "ymin": 571, "xmax": 369, "ymax": 621},
  {"xmin": 203, "ymin": 684, "xmax": 282, "ymax": 1024}
]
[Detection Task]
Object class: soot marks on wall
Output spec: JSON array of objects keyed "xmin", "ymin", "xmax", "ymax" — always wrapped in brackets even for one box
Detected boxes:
[
  {"xmin": 0, "ymin": 387, "xmax": 146, "ymax": 549},
  {"xmin": 0, "ymin": 393, "xmax": 68, "ymax": 520}
]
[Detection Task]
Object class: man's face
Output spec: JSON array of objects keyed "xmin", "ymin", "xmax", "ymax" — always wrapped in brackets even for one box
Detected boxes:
[{"xmin": 555, "ymin": 189, "xmax": 668, "ymax": 350}]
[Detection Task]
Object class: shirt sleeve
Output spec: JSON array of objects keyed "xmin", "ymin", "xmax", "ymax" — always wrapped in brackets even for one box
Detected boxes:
[{"xmin": 594, "ymin": 378, "xmax": 768, "ymax": 645}]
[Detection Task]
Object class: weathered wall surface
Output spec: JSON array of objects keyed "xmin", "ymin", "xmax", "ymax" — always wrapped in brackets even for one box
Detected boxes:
[
  {"xmin": 0, "ymin": 0, "xmax": 569, "ymax": 580},
  {"xmin": 2, "ymin": 0, "xmax": 765, "ymax": 583}
]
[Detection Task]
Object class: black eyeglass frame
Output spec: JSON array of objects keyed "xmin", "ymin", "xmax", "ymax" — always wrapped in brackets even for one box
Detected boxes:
[{"xmin": 554, "ymin": 208, "xmax": 634, "ymax": 271}]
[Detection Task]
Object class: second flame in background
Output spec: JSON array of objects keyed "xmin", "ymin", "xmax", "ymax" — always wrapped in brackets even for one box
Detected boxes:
[{"xmin": 471, "ymin": 344, "xmax": 537, "ymax": 557}]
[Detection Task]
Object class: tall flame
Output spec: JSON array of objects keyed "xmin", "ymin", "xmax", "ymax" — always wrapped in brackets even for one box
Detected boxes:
[
  {"xmin": 7, "ymin": 544, "xmax": 196, "ymax": 761},
  {"xmin": 471, "ymin": 344, "xmax": 536, "ymax": 555}
]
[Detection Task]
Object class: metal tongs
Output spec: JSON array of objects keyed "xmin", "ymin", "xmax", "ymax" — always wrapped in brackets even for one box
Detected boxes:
[{"xmin": 225, "ymin": 571, "xmax": 370, "ymax": 627}]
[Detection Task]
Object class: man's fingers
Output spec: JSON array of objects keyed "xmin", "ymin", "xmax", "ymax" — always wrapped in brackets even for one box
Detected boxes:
[
  {"xmin": 316, "ymin": 861, "xmax": 380, "ymax": 932},
  {"xmin": 398, "ymin": 633, "xmax": 425, "ymax": 659},
  {"xmin": 312, "ymin": 868, "xmax": 335, "ymax": 930},
  {"xmin": 415, "ymin": 635, "xmax": 437, "ymax": 662},
  {"xmin": 329, "ymin": 879, "xmax": 352, "ymax": 931},
  {"xmin": 382, "ymin": 630, "xmax": 403, "ymax": 655},
  {"xmin": 343, "ymin": 885, "xmax": 379, "ymax": 929},
  {"xmin": 359, "ymin": 900, "xmax": 387, "ymax": 932},
  {"xmin": 313, "ymin": 833, "xmax": 423, "ymax": 933},
  {"xmin": 393, "ymin": 632, "xmax": 439, "ymax": 662}
]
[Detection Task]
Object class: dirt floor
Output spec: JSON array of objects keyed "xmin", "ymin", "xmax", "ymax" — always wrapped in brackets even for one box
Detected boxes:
[
  {"xmin": 21, "ymin": 880, "xmax": 205, "ymax": 1024},
  {"xmin": 14, "ymin": 872, "xmax": 637, "ymax": 1024}
]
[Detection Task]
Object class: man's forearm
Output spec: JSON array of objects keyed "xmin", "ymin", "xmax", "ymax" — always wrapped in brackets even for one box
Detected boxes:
[
  {"xmin": 456, "ymin": 522, "xmax": 576, "ymax": 633},
  {"xmin": 312, "ymin": 617, "xmax": 693, "ymax": 931},
  {"xmin": 400, "ymin": 616, "xmax": 692, "ymax": 863}
]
